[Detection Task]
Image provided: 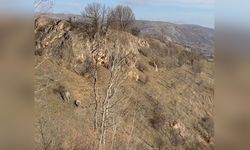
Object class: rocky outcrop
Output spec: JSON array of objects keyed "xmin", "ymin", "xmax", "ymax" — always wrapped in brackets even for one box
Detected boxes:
[{"xmin": 35, "ymin": 15, "xmax": 149, "ymax": 75}]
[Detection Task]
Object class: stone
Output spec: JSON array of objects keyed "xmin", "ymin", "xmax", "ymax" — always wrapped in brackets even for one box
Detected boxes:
[{"xmin": 74, "ymin": 100, "xmax": 81, "ymax": 107}]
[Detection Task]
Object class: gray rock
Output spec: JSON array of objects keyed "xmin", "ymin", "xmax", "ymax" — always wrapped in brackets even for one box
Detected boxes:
[{"xmin": 74, "ymin": 100, "xmax": 81, "ymax": 107}]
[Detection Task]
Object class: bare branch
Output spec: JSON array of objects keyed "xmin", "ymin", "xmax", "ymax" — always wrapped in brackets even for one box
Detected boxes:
[{"xmin": 35, "ymin": 0, "xmax": 54, "ymax": 13}]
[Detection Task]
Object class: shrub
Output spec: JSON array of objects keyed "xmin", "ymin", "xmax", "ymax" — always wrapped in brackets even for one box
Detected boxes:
[
  {"xmin": 80, "ymin": 57, "xmax": 94, "ymax": 76},
  {"xmin": 149, "ymin": 109, "xmax": 165, "ymax": 130},
  {"xmin": 135, "ymin": 62, "xmax": 147, "ymax": 72},
  {"xmin": 192, "ymin": 60, "xmax": 202, "ymax": 74},
  {"xmin": 169, "ymin": 129, "xmax": 185, "ymax": 146},
  {"xmin": 177, "ymin": 51, "xmax": 188, "ymax": 66},
  {"xmin": 131, "ymin": 27, "xmax": 140, "ymax": 36},
  {"xmin": 194, "ymin": 116, "xmax": 214, "ymax": 144},
  {"xmin": 138, "ymin": 74, "xmax": 148, "ymax": 84},
  {"xmin": 74, "ymin": 56, "xmax": 95, "ymax": 76},
  {"xmin": 200, "ymin": 116, "xmax": 214, "ymax": 138},
  {"xmin": 35, "ymin": 48, "xmax": 43, "ymax": 56},
  {"xmin": 138, "ymin": 48, "xmax": 148, "ymax": 57},
  {"xmin": 148, "ymin": 59, "xmax": 160, "ymax": 70}
]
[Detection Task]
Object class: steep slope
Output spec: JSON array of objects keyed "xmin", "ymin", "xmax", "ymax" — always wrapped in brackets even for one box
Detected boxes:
[{"xmin": 34, "ymin": 15, "xmax": 214, "ymax": 150}]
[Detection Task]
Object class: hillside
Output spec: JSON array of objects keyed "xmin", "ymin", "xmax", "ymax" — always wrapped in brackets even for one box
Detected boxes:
[
  {"xmin": 45, "ymin": 13, "xmax": 214, "ymax": 58},
  {"xmin": 135, "ymin": 20, "xmax": 214, "ymax": 58},
  {"xmin": 34, "ymin": 15, "xmax": 214, "ymax": 150}
]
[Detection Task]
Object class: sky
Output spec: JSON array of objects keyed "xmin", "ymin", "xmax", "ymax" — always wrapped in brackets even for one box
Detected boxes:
[{"xmin": 53, "ymin": 0, "xmax": 215, "ymax": 28}]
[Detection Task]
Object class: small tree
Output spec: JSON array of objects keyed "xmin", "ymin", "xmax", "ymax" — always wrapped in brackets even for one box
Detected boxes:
[
  {"xmin": 99, "ymin": 47, "xmax": 132, "ymax": 142},
  {"xmin": 108, "ymin": 5, "xmax": 135, "ymax": 31},
  {"xmin": 81, "ymin": 3, "xmax": 110, "ymax": 37},
  {"xmin": 34, "ymin": 0, "xmax": 54, "ymax": 13}
]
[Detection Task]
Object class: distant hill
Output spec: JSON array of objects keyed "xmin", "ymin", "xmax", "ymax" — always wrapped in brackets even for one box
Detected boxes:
[{"xmin": 135, "ymin": 20, "xmax": 214, "ymax": 58}]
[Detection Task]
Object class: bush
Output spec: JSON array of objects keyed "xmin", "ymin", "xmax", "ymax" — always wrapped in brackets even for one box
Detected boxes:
[
  {"xmin": 193, "ymin": 116, "xmax": 214, "ymax": 144},
  {"xmin": 192, "ymin": 60, "xmax": 202, "ymax": 74},
  {"xmin": 74, "ymin": 56, "xmax": 95, "ymax": 76},
  {"xmin": 169, "ymin": 129, "xmax": 185, "ymax": 146},
  {"xmin": 138, "ymin": 48, "xmax": 148, "ymax": 57},
  {"xmin": 135, "ymin": 62, "xmax": 147, "ymax": 72},
  {"xmin": 148, "ymin": 59, "xmax": 160, "ymax": 70},
  {"xmin": 138, "ymin": 74, "xmax": 148, "ymax": 84},
  {"xmin": 81, "ymin": 57, "xmax": 94, "ymax": 76},
  {"xmin": 177, "ymin": 51, "xmax": 188, "ymax": 66},
  {"xmin": 131, "ymin": 27, "xmax": 140, "ymax": 36},
  {"xmin": 149, "ymin": 114, "xmax": 165, "ymax": 130}
]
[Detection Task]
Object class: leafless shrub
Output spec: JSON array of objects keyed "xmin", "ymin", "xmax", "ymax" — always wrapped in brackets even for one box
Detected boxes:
[
  {"xmin": 169, "ymin": 129, "xmax": 185, "ymax": 146},
  {"xmin": 79, "ymin": 57, "xmax": 95, "ymax": 76},
  {"xmin": 192, "ymin": 60, "xmax": 202, "ymax": 73},
  {"xmin": 131, "ymin": 27, "xmax": 141, "ymax": 36},
  {"xmin": 53, "ymin": 85, "xmax": 70, "ymax": 102},
  {"xmin": 201, "ymin": 116, "xmax": 214, "ymax": 136},
  {"xmin": 62, "ymin": 129, "xmax": 97, "ymax": 150},
  {"xmin": 35, "ymin": 48, "xmax": 44, "ymax": 56},
  {"xmin": 193, "ymin": 116, "xmax": 214, "ymax": 145},
  {"xmin": 149, "ymin": 109, "xmax": 166, "ymax": 130},
  {"xmin": 185, "ymin": 141, "xmax": 207, "ymax": 150},
  {"xmin": 138, "ymin": 48, "xmax": 148, "ymax": 57},
  {"xmin": 148, "ymin": 59, "xmax": 160, "ymax": 71},
  {"xmin": 138, "ymin": 74, "xmax": 148, "ymax": 84},
  {"xmin": 36, "ymin": 117, "xmax": 66, "ymax": 150},
  {"xmin": 155, "ymin": 137, "xmax": 165, "ymax": 150},
  {"xmin": 177, "ymin": 51, "xmax": 188, "ymax": 66},
  {"xmin": 163, "ymin": 57, "xmax": 178, "ymax": 69},
  {"xmin": 135, "ymin": 62, "xmax": 147, "ymax": 73}
]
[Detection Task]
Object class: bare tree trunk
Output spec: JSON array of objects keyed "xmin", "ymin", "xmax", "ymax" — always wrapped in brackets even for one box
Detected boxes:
[
  {"xmin": 154, "ymin": 62, "xmax": 158, "ymax": 72},
  {"xmin": 127, "ymin": 112, "xmax": 135, "ymax": 150},
  {"xmin": 93, "ymin": 67, "xmax": 98, "ymax": 129},
  {"xmin": 99, "ymin": 77, "xmax": 114, "ymax": 149},
  {"xmin": 110, "ymin": 116, "xmax": 117, "ymax": 150}
]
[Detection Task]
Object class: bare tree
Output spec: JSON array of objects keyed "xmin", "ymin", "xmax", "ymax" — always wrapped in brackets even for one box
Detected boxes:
[
  {"xmin": 34, "ymin": 0, "xmax": 54, "ymax": 13},
  {"xmin": 87, "ymin": 39, "xmax": 136, "ymax": 149},
  {"xmin": 82, "ymin": 3, "xmax": 110, "ymax": 37},
  {"xmin": 108, "ymin": 5, "xmax": 135, "ymax": 31}
]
